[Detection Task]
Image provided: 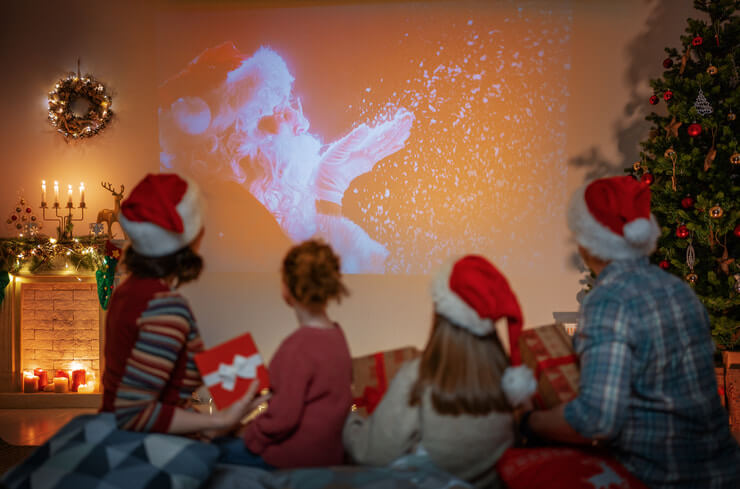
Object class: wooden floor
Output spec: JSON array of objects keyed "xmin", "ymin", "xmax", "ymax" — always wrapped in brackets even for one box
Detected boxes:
[{"xmin": 0, "ymin": 409, "xmax": 96, "ymax": 446}]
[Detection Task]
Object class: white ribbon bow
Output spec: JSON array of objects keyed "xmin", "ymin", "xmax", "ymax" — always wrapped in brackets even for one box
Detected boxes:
[{"xmin": 202, "ymin": 353, "xmax": 263, "ymax": 391}]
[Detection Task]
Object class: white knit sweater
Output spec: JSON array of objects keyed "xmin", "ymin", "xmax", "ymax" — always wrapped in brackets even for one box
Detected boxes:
[{"xmin": 343, "ymin": 358, "xmax": 515, "ymax": 488}]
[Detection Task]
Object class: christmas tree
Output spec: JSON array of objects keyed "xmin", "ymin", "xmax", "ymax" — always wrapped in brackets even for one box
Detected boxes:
[{"xmin": 630, "ymin": 0, "xmax": 739, "ymax": 351}]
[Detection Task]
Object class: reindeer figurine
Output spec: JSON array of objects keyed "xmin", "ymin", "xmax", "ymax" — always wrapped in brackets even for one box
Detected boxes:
[{"xmin": 97, "ymin": 182, "xmax": 125, "ymax": 238}]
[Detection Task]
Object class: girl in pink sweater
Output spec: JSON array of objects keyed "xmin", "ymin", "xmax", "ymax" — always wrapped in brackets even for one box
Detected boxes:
[{"xmin": 222, "ymin": 240, "xmax": 353, "ymax": 468}]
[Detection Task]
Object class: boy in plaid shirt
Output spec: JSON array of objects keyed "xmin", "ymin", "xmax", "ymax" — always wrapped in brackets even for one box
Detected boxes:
[{"xmin": 522, "ymin": 176, "xmax": 740, "ymax": 488}]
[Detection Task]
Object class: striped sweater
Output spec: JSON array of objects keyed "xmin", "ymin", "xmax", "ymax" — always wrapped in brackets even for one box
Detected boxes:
[{"xmin": 101, "ymin": 276, "xmax": 204, "ymax": 432}]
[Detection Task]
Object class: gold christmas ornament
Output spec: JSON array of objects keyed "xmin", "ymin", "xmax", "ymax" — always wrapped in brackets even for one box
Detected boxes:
[
  {"xmin": 707, "ymin": 65, "xmax": 718, "ymax": 75},
  {"xmin": 709, "ymin": 205, "xmax": 724, "ymax": 218},
  {"xmin": 686, "ymin": 273, "xmax": 698, "ymax": 284},
  {"xmin": 664, "ymin": 148, "xmax": 677, "ymax": 158},
  {"xmin": 728, "ymin": 112, "xmax": 736, "ymax": 121},
  {"xmin": 664, "ymin": 117, "xmax": 682, "ymax": 139},
  {"xmin": 633, "ymin": 161, "xmax": 641, "ymax": 171},
  {"xmin": 731, "ymin": 153, "xmax": 740, "ymax": 165}
]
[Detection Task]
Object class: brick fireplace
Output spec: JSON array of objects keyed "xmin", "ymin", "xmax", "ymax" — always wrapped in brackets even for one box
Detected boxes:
[{"xmin": 0, "ymin": 274, "xmax": 104, "ymax": 408}]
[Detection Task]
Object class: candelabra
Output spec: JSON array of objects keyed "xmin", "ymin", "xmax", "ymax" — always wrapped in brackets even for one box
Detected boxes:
[{"xmin": 40, "ymin": 182, "xmax": 86, "ymax": 241}]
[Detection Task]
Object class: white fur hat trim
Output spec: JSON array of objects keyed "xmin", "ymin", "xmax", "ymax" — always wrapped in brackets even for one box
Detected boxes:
[
  {"xmin": 567, "ymin": 184, "xmax": 660, "ymax": 261},
  {"xmin": 119, "ymin": 176, "xmax": 205, "ymax": 257},
  {"xmin": 431, "ymin": 258, "xmax": 494, "ymax": 336},
  {"xmin": 501, "ymin": 365, "xmax": 537, "ymax": 407}
]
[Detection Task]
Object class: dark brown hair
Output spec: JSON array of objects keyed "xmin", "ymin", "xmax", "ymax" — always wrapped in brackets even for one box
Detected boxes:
[
  {"xmin": 282, "ymin": 239, "xmax": 349, "ymax": 311},
  {"xmin": 121, "ymin": 245, "xmax": 203, "ymax": 288},
  {"xmin": 409, "ymin": 314, "xmax": 511, "ymax": 416}
]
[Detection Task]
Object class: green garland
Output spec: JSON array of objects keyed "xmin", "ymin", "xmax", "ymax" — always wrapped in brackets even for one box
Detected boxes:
[
  {"xmin": 0, "ymin": 271, "xmax": 9, "ymax": 306},
  {"xmin": 96, "ymin": 256, "xmax": 117, "ymax": 310}
]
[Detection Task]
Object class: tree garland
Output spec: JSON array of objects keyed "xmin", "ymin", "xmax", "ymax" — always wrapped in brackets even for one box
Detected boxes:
[{"xmin": 47, "ymin": 69, "xmax": 113, "ymax": 141}]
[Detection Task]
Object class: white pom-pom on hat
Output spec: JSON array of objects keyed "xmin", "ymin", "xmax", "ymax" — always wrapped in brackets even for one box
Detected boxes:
[{"xmin": 502, "ymin": 365, "xmax": 537, "ymax": 407}]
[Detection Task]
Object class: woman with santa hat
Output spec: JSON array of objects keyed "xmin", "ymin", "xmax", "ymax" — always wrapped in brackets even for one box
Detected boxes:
[{"xmin": 100, "ymin": 173, "xmax": 258, "ymax": 435}]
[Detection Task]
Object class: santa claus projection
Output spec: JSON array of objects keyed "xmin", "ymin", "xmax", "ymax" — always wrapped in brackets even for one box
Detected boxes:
[{"xmin": 159, "ymin": 42, "xmax": 414, "ymax": 273}]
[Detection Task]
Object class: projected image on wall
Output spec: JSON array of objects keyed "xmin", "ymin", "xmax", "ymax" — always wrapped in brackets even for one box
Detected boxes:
[{"xmin": 157, "ymin": 1, "xmax": 572, "ymax": 274}]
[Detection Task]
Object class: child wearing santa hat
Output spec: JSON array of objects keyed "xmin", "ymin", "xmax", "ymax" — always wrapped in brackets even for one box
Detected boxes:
[
  {"xmin": 222, "ymin": 239, "xmax": 353, "ymax": 468},
  {"xmin": 342, "ymin": 255, "xmax": 536, "ymax": 489},
  {"xmin": 101, "ymin": 173, "xmax": 258, "ymax": 435}
]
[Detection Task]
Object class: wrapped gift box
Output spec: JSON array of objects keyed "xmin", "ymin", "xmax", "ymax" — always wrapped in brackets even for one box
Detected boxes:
[
  {"xmin": 519, "ymin": 324, "xmax": 579, "ymax": 409},
  {"xmin": 194, "ymin": 332, "xmax": 270, "ymax": 410},
  {"xmin": 723, "ymin": 351, "xmax": 740, "ymax": 431},
  {"xmin": 351, "ymin": 346, "xmax": 420, "ymax": 417}
]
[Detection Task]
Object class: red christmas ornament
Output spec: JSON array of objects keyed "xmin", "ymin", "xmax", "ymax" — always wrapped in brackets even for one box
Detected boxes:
[
  {"xmin": 649, "ymin": 95, "xmax": 659, "ymax": 105},
  {"xmin": 687, "ymin": 123, "xmax": 702, "ymax": 137},
  {"xmin": 11, "ymin": 215, "xmax": 17, "ymax": 221},
  {"xmin": 659, "ymin": 260, "xmax": 670, "ymax": 270},
  {"xmin": 641, "ymin": 173, "xmax": 655, "ymax": 185},
  {"xmin": 663, "ymin": 90, "xmax": 673, "ymax": 101},
  {"xmin": 25, "ymin": 207, "xmax": 32, "ymax": 213},
  {"xmin": 692, "ymin": 36, "xmax": 703, "ymax": 46},
  {"xmin": 734, "ymin": 224, "xmax": 740, "ymax": 238},
  {"xmin": 662, "ymin": 58, "xmax": 673, "ymax": 69},
  {"xmin": 676, "ymin": 225, "xmax": 689, "ymax": 239},
  {"xmin": 681, "ymin": 196, "xmax": 694, "ymax": 209}
]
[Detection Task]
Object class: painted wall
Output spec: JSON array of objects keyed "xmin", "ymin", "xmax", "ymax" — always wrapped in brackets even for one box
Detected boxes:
[{"xmin": 0, "ymin": 0, "xmax": 694, "ymax": 359}]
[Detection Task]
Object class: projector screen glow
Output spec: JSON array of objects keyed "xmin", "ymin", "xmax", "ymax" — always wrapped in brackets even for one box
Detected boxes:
[{"xmin": 157, "ymin": 1, "xmax": 572, "ymax": 274}]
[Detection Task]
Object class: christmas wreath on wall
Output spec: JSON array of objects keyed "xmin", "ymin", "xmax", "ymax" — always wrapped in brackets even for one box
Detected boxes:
[{"xmin": 47, "ymin": 62, "xmax": 113, "ymax": 141}]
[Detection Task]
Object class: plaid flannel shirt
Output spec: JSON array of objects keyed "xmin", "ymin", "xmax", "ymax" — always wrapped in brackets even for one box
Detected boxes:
[{"xmin": 564, "ymin": 258, "xmax": 740, "ymax": 488}]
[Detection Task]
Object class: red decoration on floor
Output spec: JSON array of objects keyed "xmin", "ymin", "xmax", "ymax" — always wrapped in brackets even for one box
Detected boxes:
[
  {"xmin": 676, "ymin": 225, "xmax": 689, "ymax": 239},
  {"xmin": 687, "ymin": 123, "xmax": 702, "ymax": 137}
]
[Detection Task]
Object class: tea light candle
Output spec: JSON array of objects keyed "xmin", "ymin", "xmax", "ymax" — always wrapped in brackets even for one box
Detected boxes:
[
  {"xmin": 77, "ymin": 383, "xmax": 95, "ymax": 394},
  {"xmin": 34, "ymin": 368, "xmax": 49, "ymax": 390},
  {"xmin": 53, "ymin": 377, "xmax": 69, "ymax": 393},
  {"xmin": 23, "ymin": 372, "xmax": 39, "ymax": 393},
  {"xmin": 71, "ymin": 369, "xmax": 86, "ymax": 392}
]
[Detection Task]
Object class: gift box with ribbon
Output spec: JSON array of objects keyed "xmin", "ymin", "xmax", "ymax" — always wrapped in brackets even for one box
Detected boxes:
[
  {"xmin": 194, "ymin": 332, "xmax": 270, "ymax": 409},
  {"xmin": 519, "ymin": 324, "xmax": 579, "ymax": 409},
  {"xmin": 351, "ymin": 346, "xmax": 420, "ymax": 417}
]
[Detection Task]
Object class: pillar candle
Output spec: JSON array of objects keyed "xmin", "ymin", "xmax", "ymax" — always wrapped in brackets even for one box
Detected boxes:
[
  {"xmin": 34, "ymin": 368, "xmax": 49, "ymax": 390},
  {"xmin": 77, "ymin": 383, "xmax": 95, "ymax": 394},
  {"xmin": 71, "ymin": 369, "xmax": 86, "ymax": 392},
  {"xmin": 55, "ymin": 369, "xmax": 69, "ymax": 379},
  {"xmin": 53, "ymin": 377, "xmax": 69, "ymax": 393},
  {"xmin": 23, "ymin": 374, "xmax": 39, "ymax": 393}
]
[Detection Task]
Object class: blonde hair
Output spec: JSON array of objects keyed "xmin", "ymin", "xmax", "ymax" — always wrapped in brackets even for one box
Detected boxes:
[
  {"xmin": 409, "ymin": 314, "xmax": 512, "ymax": 415},
  {"xmin": 282, "ymin": 240, "xmax": 349, "ymax": 311}
]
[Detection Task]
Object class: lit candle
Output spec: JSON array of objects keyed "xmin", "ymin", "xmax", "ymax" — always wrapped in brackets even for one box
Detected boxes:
[
  {"xmin": 79, "ymin": 182, "xmax": 85, "ymax": 204},
  {"xmin": 53, "ymin": 377, "xmax": 69, "ymax": 393},
  {"xmin": 23, "ymin": 372, "xmax": 39, "ymax": 393},
  {"xmin": 34, "ymin": 368, "xmax": 49, "ymax": 390},
  {"xmin": 67, "ymin": 184, "xmax": 73, "ymax": 205},
  {"xmin": 71, "ymin": 369, "xmax": 86, "ymax": 392},
  {"xmin": 77, "ymin": 383, "xmax": 95, "ymax": 394},
  {"xmin": 41, "ymin": 180, "xmax": 47, "ymax": 205},
  {"xmin": 53, "ymin": 181, "xmax": 59, "ymax": 204}
]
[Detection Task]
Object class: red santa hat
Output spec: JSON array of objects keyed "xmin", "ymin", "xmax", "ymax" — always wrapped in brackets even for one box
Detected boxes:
[
  {"xmin": 432, "ymin": 255, "xmax": 536, "ymax": 406},
  {"xmin": 567, "ymin": 176, "xmax": 660, "ymax": 261},
  {"xmin": 119, "ymin": 174, "xmax": 205, "ymax": 257}
]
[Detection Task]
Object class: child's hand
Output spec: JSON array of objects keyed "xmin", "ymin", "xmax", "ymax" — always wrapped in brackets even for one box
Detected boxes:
[{"xmin": 213, "ymin": 381, "xmax": 260, "ymax": 431}]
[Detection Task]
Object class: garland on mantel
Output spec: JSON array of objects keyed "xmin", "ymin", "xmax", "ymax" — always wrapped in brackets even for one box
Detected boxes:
[{"xmin": 0, "ymin": 237, "xmax": 121, "ymax": 308}]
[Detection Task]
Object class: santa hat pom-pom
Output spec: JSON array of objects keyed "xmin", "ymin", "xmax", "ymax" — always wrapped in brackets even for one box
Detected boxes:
[
  {"xmin": 623, "ymin": 217, "xmax": 653, "ymax": 246},
  {"xmin": 502, "ymin": 365, "xmax": 537, "ymax": 407}
]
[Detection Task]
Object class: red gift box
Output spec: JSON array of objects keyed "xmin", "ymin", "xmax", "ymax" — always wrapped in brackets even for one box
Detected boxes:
[
  {"xmin": 351, "ymin": 346, "xmax": 420, "ymax": 417},
  {"xmin": 194, "ymin": 332, "xmax": 270, "ymax": 409}
]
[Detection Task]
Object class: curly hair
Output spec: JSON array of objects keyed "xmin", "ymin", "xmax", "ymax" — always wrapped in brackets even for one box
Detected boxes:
[{"xmin": 282, "ymin": 240, "xmax": 349, "ymax": 310}]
